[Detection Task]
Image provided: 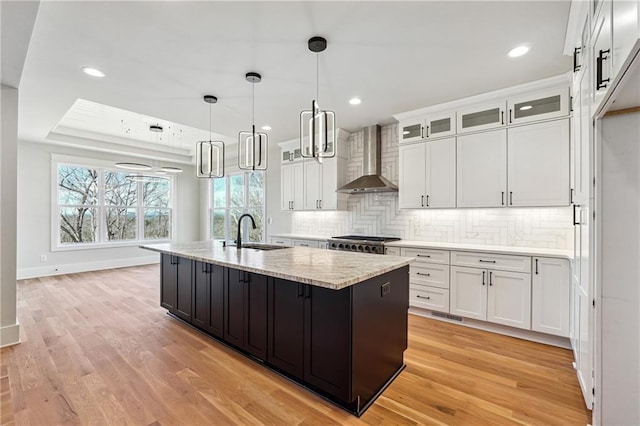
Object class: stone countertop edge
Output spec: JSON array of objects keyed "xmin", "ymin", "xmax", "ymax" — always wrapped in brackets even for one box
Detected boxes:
[
  {"xmin": 140, "ymin": 244, "xmax": 414, "ymax": 290},
  {"xmin": 382, "ymin": 241, "xmax": 574, "ymax": 260},
  {"xmin": 269, "ymin": 233, "xmax": 330, "ymax": 241}
]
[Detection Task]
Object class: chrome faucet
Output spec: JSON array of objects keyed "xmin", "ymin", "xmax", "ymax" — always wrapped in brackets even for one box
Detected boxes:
[{"xmin": 236, "ymin": 213, "xmax": 256, "ymax": 249}]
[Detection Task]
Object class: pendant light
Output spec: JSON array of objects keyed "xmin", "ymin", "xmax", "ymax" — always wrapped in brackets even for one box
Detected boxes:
[
  {"xmin": 238, "ymin": 72, "xmax": 268, "ymax": 170},
  {"xmin": 300, "ymin": 36, "xmax": 336, "ymax": 161},
  {"xmin": 196, "ymin": 95, "xmax": 225, "ymax": 178}
]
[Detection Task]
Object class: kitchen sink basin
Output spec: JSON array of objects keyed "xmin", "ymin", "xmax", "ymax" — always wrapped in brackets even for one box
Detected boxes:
[{"xmin": 235, "ymin": 243, "xmax": 290, "ymax": 251}]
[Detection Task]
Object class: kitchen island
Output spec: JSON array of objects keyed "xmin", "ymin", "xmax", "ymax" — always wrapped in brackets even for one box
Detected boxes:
[{"xmin": 140, "ymin": 241, "xmax": 412, "ymax": 416}]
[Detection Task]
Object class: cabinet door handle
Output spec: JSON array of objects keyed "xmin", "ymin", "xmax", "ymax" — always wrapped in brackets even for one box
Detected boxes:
[
  {"xmin": 416, "ymin": 295, "xmax": 431, "ymax": 300},
  {"xmin": 426, "ymin": 195, "xmax": 430, "ymax": 207},
  {"xmin": 292, "ymin": 201, "xmax": 295, "ymax": 210},
  {"xmin": 416, "ymin": 272, "xmax": 431, "ymax": 277},
  {"xmin": 304, "ymin": 285, "xmax": 311, "ymax": 299},
  {"xmin": 482, "ymin": 271, "xmax": 486, "ymax": 286},
  {"xmin": 501, "ymin": 110, "xmax": 504, "ymax": 125},
  {"xmin": 489, "ymin": 271, "xmax": 493, "ymax": 286},
  {"xmin": 319, "ymin": 200, "xmax": 322, "ymax": 209},
  {"xmin": 509, "ymin": 191, "xmax": 513, "ymax": 205},
  {"xmin": 501, "ymin": 191, "xmax": 505, "ymax": 206},
  {"xmin": 597, "ymin": 49, "xmax": 610, "ymax": 90},
  {"xmin": 421, "ymin": 126, "xmax": 424, "ymax": 138},
  {"xmin": 479, "ymin": 259, "xmax": 496, "ymax": 263},
  {"xmin": 416, "ymin": 254, "xmax": 431, "ymax": 258},
  {"xmin": 421, "ymin": 195, "xmax": 424, "ymax": 207},
  {"xmin": 570, "ymin": 188, "xmax": 574, "ymax": 204},
  {"xmin": 425, "ymin": 125, "xmax": 430, "ymax": 138},
  {"xmin": 298, "ymin": 283, "xmax": 304, "ymax": 298},
  {"xmin": 509, "ymin": 109, "xmax": 513, "ymax": 123},
  {"xmin": 573, "ymin": 47, "xmax": 581, "ymax": 72},
  {"xmin": 573, "ymin": 204, "xmax": 580, "ymax": 225},
  {"xmin": 535, "ymin": 259, "xmax": 539, "ymax": 275},
  {"xmin": 299, "ymin": 243, "xmax": 308, "ymax": 247}
]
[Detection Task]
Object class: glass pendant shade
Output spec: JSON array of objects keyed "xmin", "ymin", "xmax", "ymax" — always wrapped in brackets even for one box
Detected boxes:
[
  {"xmin": 196, "ymin": 95, "xmax": 225, "ymax": 178},
  {"xmin": 300, "ymin": 100, "xmax": 335, "ymax": 159},
  {"xmin": 196, "ymin": 140, "xmax": 225, "ymax": 178},
  {"xmin": 238, "ymin": 72, "xmax": 268, "ymax": 171},
  {"xmin": 238, "ymin": 125, "xmax": 267, "ymax": 170}
]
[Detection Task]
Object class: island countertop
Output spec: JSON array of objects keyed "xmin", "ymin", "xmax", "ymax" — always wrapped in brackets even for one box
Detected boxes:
[{"xmin": 140, "ymin": 241, "xmax": 413, "ymax": 290}]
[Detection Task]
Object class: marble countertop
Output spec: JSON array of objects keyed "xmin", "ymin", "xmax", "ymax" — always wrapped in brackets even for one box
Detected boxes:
[
  {"xmin": 140, "ymin": 241, "xmax": 413, "ymax": 290},
  {"xmin": 385, "ymin": 240, "xmax": 574, "ymax": 260}
]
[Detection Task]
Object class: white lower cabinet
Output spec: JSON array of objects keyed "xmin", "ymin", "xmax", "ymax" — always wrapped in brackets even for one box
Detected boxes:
[
  {"xmin": 292, "ymin": 239, "xmax": 320, "ymax": 248},
  {"xmin": 410, "ymin": 286, "xmax": 450, "ymax": 312},
  {"xmin": 532, "ymin": 257, "xmax": 570, "ymax": 337},
  {"xmin": 270, "ymin": 237, "xmax": 292, "ymax": 246},
  {"xmin": 451, "ymin": 265, "xmax": 531, "ymax": 330}
]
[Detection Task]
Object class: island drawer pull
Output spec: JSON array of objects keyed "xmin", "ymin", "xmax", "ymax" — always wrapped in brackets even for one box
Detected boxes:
[
  {"xmin": 416, "ymin": 272, "xmax": 431, "ymax": 277},
  {"xmin": 479, "ymin": 260, "xmax": 496, "ymax": 263},
  {"xmin": 416, "ymin": 295, "xmax": 431, "ymax": 300}
]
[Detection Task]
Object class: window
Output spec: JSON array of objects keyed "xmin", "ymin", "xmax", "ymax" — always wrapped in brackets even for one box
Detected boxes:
[
  {"xmin": 210, "ymin": 171, "xmax": 265, "ymax": 242},
  {"xmin": 56, "ymin": 163, "xmax": 172, "ymax": 247}
]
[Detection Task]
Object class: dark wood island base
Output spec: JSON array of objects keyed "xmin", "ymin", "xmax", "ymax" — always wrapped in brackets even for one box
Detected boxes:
[{"xmin": 159, "ymin": 253, "xmax": 410, "ymax": 417}]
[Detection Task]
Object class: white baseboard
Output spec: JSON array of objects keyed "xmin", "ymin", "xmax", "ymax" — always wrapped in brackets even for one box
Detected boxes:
[
  {"xmin": 409, "ymin": 307, "xmax": 571, "ymax": 349},
  {"xmin": 0, "ymin": 322, "xmax": 20, "ymax": 348},
  {"xmin": 17, "ymin": 255, "xmax": 160, "ymax": 280}
]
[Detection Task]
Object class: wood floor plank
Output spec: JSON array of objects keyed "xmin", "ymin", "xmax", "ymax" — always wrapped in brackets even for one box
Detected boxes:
[{"xmin": 0, "ymin": 264, "xmax": 592, "ymax": 425}]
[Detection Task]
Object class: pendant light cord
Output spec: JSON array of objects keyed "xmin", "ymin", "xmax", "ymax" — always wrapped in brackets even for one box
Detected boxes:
[
  {"xmin": 252, "ymin": 81, "xmax": 255, "ymax": 125},
  {"xmin": 208, "ymin": 101, "xmax": 212, "ymax": 142},
  {"xmin": 316, "ymin": 52, "xmax": 319, "ymax": 104}
]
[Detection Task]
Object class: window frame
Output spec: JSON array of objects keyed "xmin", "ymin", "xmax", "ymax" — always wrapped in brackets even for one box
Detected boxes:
[
  {"xmin": 51, "ymin": 154, "xmax": 176, "ymax": 251},
  {"xmin": 209, "ymin": 170, "xmax": 266, "ymax": 243}
]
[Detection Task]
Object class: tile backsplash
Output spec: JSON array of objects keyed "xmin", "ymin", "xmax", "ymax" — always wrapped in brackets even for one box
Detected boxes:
[{"xmin": 291, "ymin": 124, "xmax": 574, "ymax": 250}]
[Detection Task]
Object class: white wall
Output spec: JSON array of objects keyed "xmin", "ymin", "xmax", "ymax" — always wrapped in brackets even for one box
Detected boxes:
[
  {"xmin": 16, "ymin": 141, "xmax": 199, "ymax": 279},
  {"xmin": 1, "ymin": 85, "xmax": 20, "ymax": 347}
]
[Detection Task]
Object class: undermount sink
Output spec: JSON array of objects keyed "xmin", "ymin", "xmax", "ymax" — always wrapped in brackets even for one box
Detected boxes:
[{"xmin": 234, "ymin": 243, "xmax": 290, "ymax": 251}]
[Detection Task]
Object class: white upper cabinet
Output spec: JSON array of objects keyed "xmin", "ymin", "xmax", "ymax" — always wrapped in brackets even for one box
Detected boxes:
[
  {"xmin": 320, "ymin": 157, "xmax": 339, "ymax": 210},
  {"xmin": 399, "ymin": 142, "xmax": 427, "ymax": 208},
  {"xmin": 303, "ymin": 158, "xmax": 340, "ymax": 210},
  {"xmin": 611, "ymin": 0, "xmax": 639, "ymax": 79},
  {"xmin": 399, "ymin": 138, "xmax": 456, "ymax": 209},
  {"xmin": 281, "ymin": 162, "xmax": 304, "ymax": 211},
  {"xmin": 399, "ymin": 119, "xmax": 425, "ymax": 144},
  {"xmin": 457, "ymin": 101, "xmax": 506, "ymax": 134},
  {"xmin": 507, "ymin": 119, "xmax": 570, "ymax": 207},
  {"xmin": 303, "ymin": 160, "xmax": 322, "ymax": 210},
  {"xmin": 399, "ymin": 112, "xmax": 456, "ymax": 144},
  {"xmin": 593, "ymin": 1, "xmax": 613, "ymax": 102},
  {"xmin": 457, "ymin": 129, "xmax": 507, "ymax": 207},
  {"xmin": 507, "ymin": 87, "xmax": 570, "ymax": 125}
]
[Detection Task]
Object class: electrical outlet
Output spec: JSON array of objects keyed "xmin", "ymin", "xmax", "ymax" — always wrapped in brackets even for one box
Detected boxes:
[
  {"xmin": 39, "ymin": 255, "xmax": 47, "ymax": 263},
  {"xmin": 267, "ymin": 217, "xmax": 273, "ymax": 225},
  {"xmin": 381, "ymin": 282, "xmax": 391, "ymax": 297}
]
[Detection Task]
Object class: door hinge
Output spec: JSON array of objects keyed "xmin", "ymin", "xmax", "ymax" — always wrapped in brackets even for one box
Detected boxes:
[{"xmin": 592, "ymin": 387, "xmax": 595, "ymax": 396}]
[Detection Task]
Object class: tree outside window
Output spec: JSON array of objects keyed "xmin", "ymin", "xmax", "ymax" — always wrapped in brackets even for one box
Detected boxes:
[
  {"xmin": 210, "ymin": 171, "xmax": 264, "ymax": 242},
  {"xmin": 57, "ymin": 164, "xmax": 172, "ymax": 246}
]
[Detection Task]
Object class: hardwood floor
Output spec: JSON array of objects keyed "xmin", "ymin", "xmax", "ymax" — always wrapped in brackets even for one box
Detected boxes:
[{"xmin": 1, "ymin": 265, "xmax": 591, "ymax": 425}]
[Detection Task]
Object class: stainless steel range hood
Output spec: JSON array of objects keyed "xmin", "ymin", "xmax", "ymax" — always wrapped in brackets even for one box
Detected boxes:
[{"xmin": 336, "ymin": 124, "xmax": 398, "ymax": 194}]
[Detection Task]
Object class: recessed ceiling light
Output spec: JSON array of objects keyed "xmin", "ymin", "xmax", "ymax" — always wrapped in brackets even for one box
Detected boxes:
[
  {"xmin": 519, "ymin": 105, "xmax": 533, "ymax": 111},
  {"xmin": 261, "ymin": 125, "xmax": 272, "ymax": 131},
  {"xmin": 508, "ymin": 45, "xmax": 530, "ymax": 58},
  {"xmin": 149, "ymin": 124, "xmax": 163, "ymax": 132},
  {"xmin": 160, "ymin": 166, "xmax": 183, "ymax": 173},
  {"xmin": 81, "ymin": 66, "xmax": 106, "ymax": 78},
  {"xmin": 349, "ymin": 97, "xmax": 362, "ymax": 105},
  {"xmin": 115, "ymin": 162, "xmax": 152, "ymax": 171}
]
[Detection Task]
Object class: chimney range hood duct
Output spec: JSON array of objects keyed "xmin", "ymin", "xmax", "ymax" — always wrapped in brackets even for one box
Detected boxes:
[{"xmin": 336, "ymin": 125, "xmax": 398, "ymax": 194}]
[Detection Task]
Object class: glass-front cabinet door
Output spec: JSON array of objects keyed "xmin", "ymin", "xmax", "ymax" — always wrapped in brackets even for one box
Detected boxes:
[
  {"xmin": 457, "ymin": 101, "xmax": 506, "ymax": 134},
  {"xmin": 425, "ymin": 112, "xmax": 456, "ymax": 139},
  {"xmin": 507, "ymin": 87, "xmax": 570, "ymax": 125},
  {"xmin": 399, "ymin": 118, "xmax": 425, "ymax": 144}
]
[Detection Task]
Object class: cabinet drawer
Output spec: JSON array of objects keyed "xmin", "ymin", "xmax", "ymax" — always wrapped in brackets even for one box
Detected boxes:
[
  {"xmin": 410, "ymin": 264, "xmax": 450, "ymax": 289},
  {"xmin": 270, "ymin": 238, "xmax": 292, "ymax": 246},
  {"xmin": 385, "ymin": 247, "xmax": 401, "ymax": 256},
  {"xmin": 451, "ymin": 251, "xmax": 531, "ymax": 273},
  {"xmin": 410, "ymin": 286, "xmax": 449, "ymax": 313},
  {"xmin": 293, "ymin": 239, "xmax": 320, "ymax": 248},
  {"xmin": 402, "ymin": 247, "xmax": 450, "ymax": 265}
]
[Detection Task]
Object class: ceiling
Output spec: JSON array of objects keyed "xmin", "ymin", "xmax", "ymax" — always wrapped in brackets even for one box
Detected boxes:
[{"xmin": 15, "ymin": 1, "xmax": 572, "ymax": 161}]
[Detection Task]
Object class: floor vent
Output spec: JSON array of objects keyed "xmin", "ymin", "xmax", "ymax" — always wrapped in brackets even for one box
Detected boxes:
[{"xmin": 432, "ymin": 311, "xmax": 463, "ymax": 322}]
